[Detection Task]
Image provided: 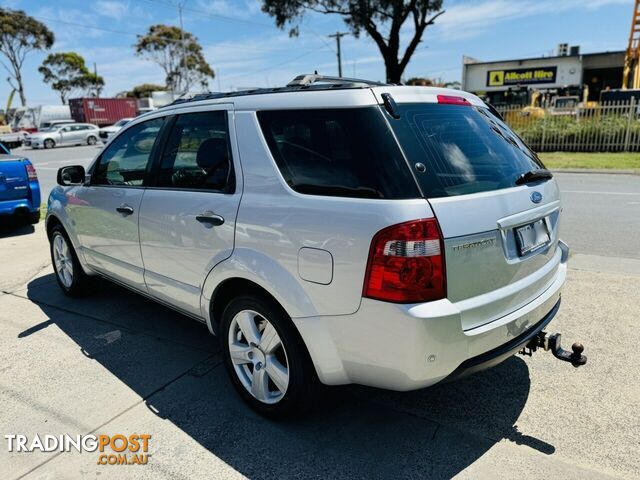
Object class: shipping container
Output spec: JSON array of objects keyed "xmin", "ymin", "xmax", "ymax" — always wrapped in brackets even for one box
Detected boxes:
[{"xmin": 68, "ymin": 98, "xmax": 138, "ymax": 127}]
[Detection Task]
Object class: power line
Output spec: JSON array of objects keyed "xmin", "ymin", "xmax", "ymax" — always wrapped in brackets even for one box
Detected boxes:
[
  {"xmin": 29, "ymin": 15, "xmax": 321, "ymax": 54},
  {"xmin": 223, "ymin": 47, "xmax": 326, "ymax": 81},
  {"xmin": 31, "ymin": 16, "xmax": 140, "ymax": 37},
  {"xmin": 140, "ymin": 0, "xmax": 274, "ymax": 29},
  {"xmin": 142, "ymin": 0, "xmax": 337, "ymax": 55}
]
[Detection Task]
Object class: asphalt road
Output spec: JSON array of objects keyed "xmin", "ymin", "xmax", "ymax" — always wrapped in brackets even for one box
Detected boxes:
[
  {"xmin": 16, "ymin": 144, "xmax": 640, "ymax": 260},
  {"xmin": 554, "ymin": 173, "xmax": 640, "ymax": 259}
]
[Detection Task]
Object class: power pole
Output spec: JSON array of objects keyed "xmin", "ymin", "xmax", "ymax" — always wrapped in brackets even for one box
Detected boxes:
[
  {"xmin": 328, "ymin": 32, "xmax": 348, "ymax": 77},
  {"xmin": 177, "ymin": 1, "xmax": 188, "ymax": 94}
]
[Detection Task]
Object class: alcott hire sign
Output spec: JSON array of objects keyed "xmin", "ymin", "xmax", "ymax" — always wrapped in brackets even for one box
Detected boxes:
[{"xmin": 487, "ymin": 66, "xmax": 557, "ymax": 87}]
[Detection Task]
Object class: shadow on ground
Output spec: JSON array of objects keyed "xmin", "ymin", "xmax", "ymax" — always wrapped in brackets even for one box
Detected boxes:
[
  {"xmin": 22, "ymin": 274, "xmax": 554, "ymax": 479},
  {"xmin": 0, "ymin": 219, "xmax": 36, "ymax": 238}
]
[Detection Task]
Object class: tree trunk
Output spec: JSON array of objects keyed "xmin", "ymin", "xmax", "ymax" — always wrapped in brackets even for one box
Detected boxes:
[
  {"xmin": 385, "ymin": 58, "xmax": 403, "ymax": 84},
  {"xmin": 16, "ymin": 71, "xmax": 27, "ymax": 106}
]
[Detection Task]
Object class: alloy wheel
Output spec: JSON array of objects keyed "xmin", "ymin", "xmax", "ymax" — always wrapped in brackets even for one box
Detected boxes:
[
  {"xmin": 228, "ymin": 309, "xmax": 289, "ymax": 404},
  {"xmin": 53, "ymin": 233, "xmax": 74, "ymax": 288}
]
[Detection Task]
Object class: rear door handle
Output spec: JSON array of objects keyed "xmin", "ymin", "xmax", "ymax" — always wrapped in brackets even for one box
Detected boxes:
[
  {"xmin": 196, "ymin": 211, "xmax": 224, "ymax": 226},
  {"xmin": 116, "ymin": 204, "xmax": 134, "ymax": 216}
]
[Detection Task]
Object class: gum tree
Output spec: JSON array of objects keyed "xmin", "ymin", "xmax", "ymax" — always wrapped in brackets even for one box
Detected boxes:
[
  {"xmin": 135, "ymin": 25, "xmax": 214, "ymax": 93},
  {"xmin": 39, "ymin": 52, "xmax": 105, "ymax": 104},
  {"xmin": 262, "ymin": 0, "xmax": 444, "ymax": 83},
  {"xmin": 0, "ymin": 8, "xmax": 55, "ymax": 106}
]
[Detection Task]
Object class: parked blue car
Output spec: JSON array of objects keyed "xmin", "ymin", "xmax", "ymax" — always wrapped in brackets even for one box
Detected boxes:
[{"xmin": 0, "ymin": 141, "xmax": 41, "ymax": 224}]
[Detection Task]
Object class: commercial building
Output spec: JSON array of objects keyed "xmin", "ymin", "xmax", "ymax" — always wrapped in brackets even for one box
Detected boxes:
[{"xmin": 462, "ymin": 45, "xmax": 624, "ymax": 106}]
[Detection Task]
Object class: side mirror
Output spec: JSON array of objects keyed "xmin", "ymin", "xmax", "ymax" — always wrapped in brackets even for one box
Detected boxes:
[{"xmin": 57, "ymin": 165, "xmax": 86, "ymax": 186}]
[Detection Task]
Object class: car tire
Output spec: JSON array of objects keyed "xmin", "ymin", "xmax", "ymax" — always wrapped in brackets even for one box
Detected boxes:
[
  {"xmin": 44, "ymin": 139, "xmax": 55, "ymax": 149},
  {"xmin": 49, "ymin": 225, "xmax": 94, "ymax": 297},
  {"xmin": 87, "ymin": 136, "xmax": 97, "ymax": 146},
  {"xmin": 220, "ymin": 294, "xmax": 320, "ymax": 419}
]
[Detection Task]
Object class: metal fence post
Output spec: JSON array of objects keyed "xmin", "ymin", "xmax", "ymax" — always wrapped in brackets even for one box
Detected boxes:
[
  {"xmin": 540, "ymin": 112, "xmax": 548, "ymax": 152},
  {"xmin": 624, "ymin": 97, "xmax": 636, "ymax": 152}
]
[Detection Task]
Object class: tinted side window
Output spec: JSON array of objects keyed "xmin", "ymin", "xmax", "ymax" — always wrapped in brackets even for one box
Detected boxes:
[
  {"xmin": 156, "ymin": 111, "xmax": 234, "ymax": 192},
  {"xmin": 92, "ymin": 118, "xmax": 164, "ymax": 186},
  {"xmin": 257, "ymin": 108, "xmax": 420, "ymax": 199}
]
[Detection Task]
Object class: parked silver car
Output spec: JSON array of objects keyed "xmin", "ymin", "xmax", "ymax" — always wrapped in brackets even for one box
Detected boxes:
[
  {"xmin": 99, "ymin": 118, "xmax": 134, "ymax": 144},
  {"xmin": 46, "ymin": 75, "xmax": 583, "ymax": 418},
  {"xmin": 27, "ymin": 123, "xmax": 99, "ymax": 149}
]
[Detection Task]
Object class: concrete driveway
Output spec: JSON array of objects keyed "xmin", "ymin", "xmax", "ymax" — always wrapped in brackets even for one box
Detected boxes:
[{"xmin": 1, "ymin": 176, "xmax": 639, "ymax": 479}]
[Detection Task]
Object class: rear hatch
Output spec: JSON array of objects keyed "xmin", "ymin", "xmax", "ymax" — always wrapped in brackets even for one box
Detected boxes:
[
  {"xmin": 0, "ymin": 156, "xmax": 29, "ymax": 201},
  {"xmin": 376, "ymin": 89, "xmax": 562, "ymax": 331}
]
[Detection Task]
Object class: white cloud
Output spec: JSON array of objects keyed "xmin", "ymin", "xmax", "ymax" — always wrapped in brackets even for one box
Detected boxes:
[
  {"xmin": 192, "ymin": 0, "xmax": 262, "ymax": 20},
  {"xmin": 437, "ymin": 0, "xmax": 633, "ymax": 40},
  {"xmin": 94, "ymin": 0, "xmax": 129, "ymax": 21}
]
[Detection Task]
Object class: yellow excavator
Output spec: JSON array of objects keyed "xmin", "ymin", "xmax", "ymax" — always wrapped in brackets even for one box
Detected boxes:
[
  {"xmin": 0, "ymin": 89, "xmax": 16, "ymax": 133},
  {"xmin": 623, "ymin": 0, "xmax": 640, "ymax": 89},
  {"xmin": 504, "ymin": 90, "xmax": 545, "ymax": 122}
]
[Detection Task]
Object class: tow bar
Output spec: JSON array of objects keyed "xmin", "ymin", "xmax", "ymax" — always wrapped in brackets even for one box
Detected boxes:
[{"xmin": 519, "ymin": 331, "xmax": 587, "ymax": 367}]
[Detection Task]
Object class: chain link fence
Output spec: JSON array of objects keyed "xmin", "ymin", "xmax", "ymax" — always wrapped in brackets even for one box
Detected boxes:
[{"xmin": 496, "ymin": 98, "xmax": 640, "ymax": 152}]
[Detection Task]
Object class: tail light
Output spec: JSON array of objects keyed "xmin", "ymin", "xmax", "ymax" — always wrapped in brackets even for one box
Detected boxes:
[
  {"xmin": 363, "ymin": 219, "xmax": 446, "ymax": 303},
  {"xmin": 25, "ymin": 162, "xmax": 38, "ymax": 181}
]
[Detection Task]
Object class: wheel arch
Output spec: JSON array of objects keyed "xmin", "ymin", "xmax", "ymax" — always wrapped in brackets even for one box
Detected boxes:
[
  {"xmin": 200, "ymin": 248, "xmax": 319, "ymax": 335},
  {"xmin": 208, "ymin": 276, "xmax": 322, "ymax": 386},
  {"xmin": 45, "ymin": 214, "xmax": 63, "ymax": 241},
  {"xmin": 209, "ymin": 278, "xmax": 281, "ymax": 335},
  {"xmin": 45, "ymin": 211, "xmax": 94, "ymax": 275}
]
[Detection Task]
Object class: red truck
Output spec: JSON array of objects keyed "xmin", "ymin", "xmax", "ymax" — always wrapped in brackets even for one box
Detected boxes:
[{"xmin": 69, "ymin": 98, "xmax": 138, "ymax": 127}]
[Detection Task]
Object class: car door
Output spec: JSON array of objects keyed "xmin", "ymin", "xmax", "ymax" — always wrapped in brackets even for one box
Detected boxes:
[
  {"xmin": 58, "ymin": 126, "xmax": 73, "ymax": 146},
  {"xmin": 139, "ymin": 105, "xmax": 241, "ymax": 317},
  {"xmin": 73, "ymin": 116, "xmax": 166, "ymax": 290},
  {"xmin": 74, "ymin": 125, "xmax": 88, "ymax": 144}
]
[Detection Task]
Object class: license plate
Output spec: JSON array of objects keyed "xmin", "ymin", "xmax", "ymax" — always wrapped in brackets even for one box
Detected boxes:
[{"xmin": 515, "ymin": 219, "xmax": 550, "ymax": 256}]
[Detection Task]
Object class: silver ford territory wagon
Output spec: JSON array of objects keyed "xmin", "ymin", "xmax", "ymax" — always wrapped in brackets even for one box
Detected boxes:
[{"xmin": 47, "ymin": 75, "xmax": 572, "ymax": 418}]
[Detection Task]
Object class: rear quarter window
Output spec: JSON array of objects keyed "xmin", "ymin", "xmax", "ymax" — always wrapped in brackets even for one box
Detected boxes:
[{"xmin": 257, "ymin": 107, "xmax": 420, "ymax": 200}]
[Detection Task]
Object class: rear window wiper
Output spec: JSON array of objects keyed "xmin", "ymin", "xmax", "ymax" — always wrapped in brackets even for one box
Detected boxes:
[{"xmin": 515, "ymin": 169, "xmax": 553, "ymax": 186}]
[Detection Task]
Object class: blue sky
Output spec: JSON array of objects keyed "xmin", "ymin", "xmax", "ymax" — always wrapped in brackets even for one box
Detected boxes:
[{"xmin": 0, "ymin": 0, "xmax": 634, "ymax": 105}]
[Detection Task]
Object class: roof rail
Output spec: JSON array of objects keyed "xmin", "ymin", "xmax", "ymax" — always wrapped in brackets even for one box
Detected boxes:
[
  {"xmin": 287, "ymin": 74, "xmax": 387, "ymax": 87},
  {"xmin": 163, "ymin": 74, "xmax": 388, "ymax": 107}
]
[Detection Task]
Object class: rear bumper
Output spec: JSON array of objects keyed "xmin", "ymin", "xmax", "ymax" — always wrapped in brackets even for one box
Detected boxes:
[
  {"xmin": 0, "ymin": 198, "xmax": 38, "ymax": 216},
  {"xmin": 294, "ymin": 242, "xmax": 568, "ymax": 391},
  {"xmin": 444, "ymin": 298, "xmax": 560, "ymax": 382}
]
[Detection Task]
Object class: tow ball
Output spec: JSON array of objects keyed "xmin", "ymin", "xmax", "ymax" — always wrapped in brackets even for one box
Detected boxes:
[{"xmin": 519, "ymin": 331, "xmax": 587, "ymax": 367}]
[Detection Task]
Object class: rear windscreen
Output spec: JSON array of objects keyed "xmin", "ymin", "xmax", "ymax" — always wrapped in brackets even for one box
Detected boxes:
[
  {"xmin": 257, "ymin": 108, "xmax": 420, "ymax": 199},
  {"xmin": 388, "ymin": 103, "xmax": 545, "ymax": 198}
]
